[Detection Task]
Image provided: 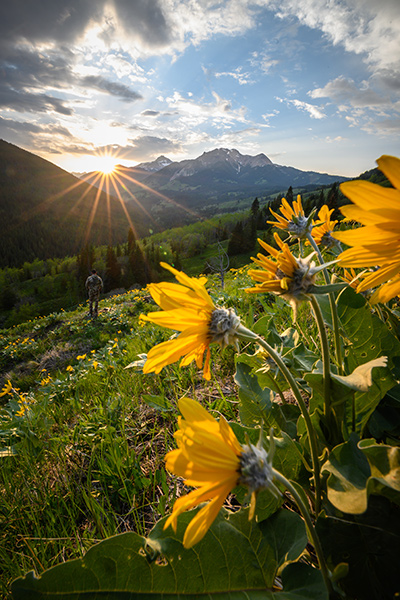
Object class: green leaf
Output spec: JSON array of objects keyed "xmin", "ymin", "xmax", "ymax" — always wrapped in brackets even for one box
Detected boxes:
[
  {"xmin": 330, "ymin": 356, "xmax": 388, "ymax": 392},
  {"xmin": 234, "ymin": 359, "xmax": 273, "ymax": 426},
  {"xmin": 11, "ymin": 508, "xmax": 320, "ymax": 600},
  {"xmin": 308, "ymin": 282, "xmax": 348, "ymax": 295},
  {"xmin": 141, "ymin": 394, "xmax": 174, "ymax": 412},
  {"xmin": 234, "ymin": 359, "xmax": 300, "ymax": 438},
  {"xmin": 322, "ymin": 435, "xmax": 400, "ymax": 513},
  {"xmin": 322, "ymin": 434, "xmax": 371, "ymax": 513}
]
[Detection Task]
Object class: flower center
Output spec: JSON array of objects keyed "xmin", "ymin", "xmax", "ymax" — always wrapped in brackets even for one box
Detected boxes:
[
  {"xmin": 239, "ymin": 443, "xmax": 274, "ymax": 492},
  {"xmin": 208, "ymin": 308, "xmax": 241, "ymax": 347}
]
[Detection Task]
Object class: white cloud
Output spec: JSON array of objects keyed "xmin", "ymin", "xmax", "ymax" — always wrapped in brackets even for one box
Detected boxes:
[
  {"xmin": 215, "ymin": 68, "xmax": 254, "ymax": 85},
  {"xmin": 267, "ymin": 0, "xmax": 400, "ymax": 74},
  {"xmin": 165, "ymin": 90, "xmax": 248, "ymax": 125},
  {"xmin": 276, "ymin": 96, "xmax": 326, "ymax": 119}
]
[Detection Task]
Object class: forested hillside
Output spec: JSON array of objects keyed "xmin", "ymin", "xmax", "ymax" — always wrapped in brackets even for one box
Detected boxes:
[{"xmin": 0, "ymin": 140, "xmax": 148, "ymax": 268}]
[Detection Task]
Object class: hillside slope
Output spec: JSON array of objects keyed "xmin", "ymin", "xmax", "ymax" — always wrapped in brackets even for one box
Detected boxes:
[{"xmin": 0, "ymin": 140, "xmax": 147, "ymax": 268}]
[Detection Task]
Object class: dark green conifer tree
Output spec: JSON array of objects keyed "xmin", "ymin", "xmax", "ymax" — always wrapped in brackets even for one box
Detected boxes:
[{"xmin": 105, "ymin": 245, "xmax": 121, "ymax": 291}]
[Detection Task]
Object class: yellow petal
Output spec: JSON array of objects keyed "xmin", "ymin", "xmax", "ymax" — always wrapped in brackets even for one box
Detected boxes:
[
  {"xmin": 376, "ymin": 155, "xmax": 400, "ymax": 190},
  {"xmin": 339, "ymin": 180, "xmax": 400, "ymax": 212}
]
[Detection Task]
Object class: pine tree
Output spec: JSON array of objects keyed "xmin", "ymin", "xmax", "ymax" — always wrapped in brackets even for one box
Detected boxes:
[
  {"xmin": 285, "ymin": 186, "xmax": 293, "ymax": 203},
  {"xmin": 227, "ymin": 221, "xmax": 245, "ymax": 256},
  {"xmin": 105, "ymin": 245, "xmax": 121, "ymax": 291}
]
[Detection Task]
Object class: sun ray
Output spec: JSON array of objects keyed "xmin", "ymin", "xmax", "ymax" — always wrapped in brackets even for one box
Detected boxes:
[{"xmin": 83, "ymin": 183, "xmax": 103, "ymax": 245}]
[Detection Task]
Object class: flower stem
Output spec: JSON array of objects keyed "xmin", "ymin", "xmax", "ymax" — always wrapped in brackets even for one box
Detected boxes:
[
  {"xmin": 237, "ymin": 325, "xmax": 322, "ymax": 514},
  {"xmin": 310, "ymin": 295, "xmax": 331, "ymax": 423},
  {"xmin": 272, "ymin": 469, "xmax": 333, "ymax": 597},
  {"xmin": 306, "ymin": 234, "xmax": 344, "ymax": 375}
]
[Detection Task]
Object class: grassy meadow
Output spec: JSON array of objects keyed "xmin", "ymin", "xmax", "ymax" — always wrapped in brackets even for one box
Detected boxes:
[{"xmin": 1, "ymin": 264, "xmax": 289, "ymax": 597}]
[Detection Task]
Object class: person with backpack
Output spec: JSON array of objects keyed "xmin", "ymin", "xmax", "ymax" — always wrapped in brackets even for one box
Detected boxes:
[{"xmin": 85, "ymin": 269, "xmax": 103, "ymax": 318}]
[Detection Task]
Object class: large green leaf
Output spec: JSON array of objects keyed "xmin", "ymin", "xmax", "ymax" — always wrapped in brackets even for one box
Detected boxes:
[
  {"xmin": 234, "ymin": 359, "xmax": 299, "ymax": 438},
  {"xmin": 12, "ymin": 508, "xmax": 328, "ymax": 600},
  {"xmin": 337, "ymin": 286, "xmax": 400, "ymax": 374},
  {"xmin": 322, "ymin": 435, "xmax": 400, "ymax": 513}
]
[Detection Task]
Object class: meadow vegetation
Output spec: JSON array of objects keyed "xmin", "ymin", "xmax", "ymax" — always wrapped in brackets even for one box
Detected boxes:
[{"xmin": 1, "ymin": 162, "xmax": 399, "ymax": 600}]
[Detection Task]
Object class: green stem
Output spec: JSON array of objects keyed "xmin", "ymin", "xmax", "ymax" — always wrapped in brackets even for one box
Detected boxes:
[
  {"xmin": 272, "ymin": 469, "xmax": 333, "ymax": 597},
  {"xmin": 306, "ymin": 234, "xmax": 344, "ymax": 375},
  {"xmin": 237, "ymin": 325, "xmax": 322, "ymax": 514},
  {"xmin": 310, "ymin": 295, "xmax": 331, "ymax": 424}
]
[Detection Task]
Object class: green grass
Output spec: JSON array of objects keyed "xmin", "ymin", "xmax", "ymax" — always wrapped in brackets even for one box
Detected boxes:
[{"xmin": 0, "ymin": 266, "xmax": 279, "ymax": 598}]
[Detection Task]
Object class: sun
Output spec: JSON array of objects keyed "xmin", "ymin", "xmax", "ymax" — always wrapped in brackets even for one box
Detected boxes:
[{"xmin": 98, "ymin": 157, "xmax": 118, "ymax": 175}]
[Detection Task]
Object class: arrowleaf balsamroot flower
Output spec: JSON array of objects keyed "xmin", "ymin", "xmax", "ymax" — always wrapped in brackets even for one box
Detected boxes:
[
  {"xmin": 246, "ymin": 232, "xmax": 323, "ymax": 318},
  {"xmin": 268, "ymin": 194, "xmax": 316, "ymax": 240},
  {"xmin": 334, "ymin": 155, "xmax": 400, "ymax": 303},
  {"xmin": 309, "ymin": 205, "xmax": 339, "ymax": 248},
  {"xmin": 140, "ymin": 263, "xmax": 241, "ymax": 380},
  {"xmin": 164, "ymin": 397, "xmax": 277, "ymax": 548}
]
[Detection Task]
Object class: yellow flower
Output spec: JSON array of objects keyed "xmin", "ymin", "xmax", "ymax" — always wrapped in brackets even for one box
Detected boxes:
[
  {"xmin": 66, "ymin": 365, "xmax": 74, "ymax": 372},
  {"xmin": 309, "ymin": 205, "xmax": 338, "ymax": 248},
  {"xmin": 268, "ymin": 195, "xmax": 315, "ymax": 239},
  {"xmin": 246, "ymin": 233, "xmax": 322, "ymax": 318},
  {"xmin": 341, "ymin": 267, "xmax": 361, "ymax": 290},
  {"xmin": 140, "ymin": 263, "xmax": 240, "ymax": 380},
  {"xmin": 334, "ymin": 155, "xmax": 400, "ymax": 303},
  {"xmin": 0, "ymin": 380, "xmax": 13, "ymax": 397},
  {"xmin": 164, "ymin": 397, "xmax": 277, "ymax": 548}
]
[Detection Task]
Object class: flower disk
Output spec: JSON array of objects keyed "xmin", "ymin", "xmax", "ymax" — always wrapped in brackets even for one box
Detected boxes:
[
  {"xmin": 164, "ymin": 397, "xmax": 242, "ymax": 548},
  {"xmin": 334, "ymin": 155, "xmax": 400, "ymax": 303}
]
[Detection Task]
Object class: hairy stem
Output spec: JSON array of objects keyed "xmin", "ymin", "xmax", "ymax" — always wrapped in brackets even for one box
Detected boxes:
[
  {"xmin": 237, "ymin": 325, "xmax": 322, "ymax": 513},
  {"xmin": 306, "ymin": 233, "xmax": 344, "ymax": 375},
  {"xmin": 273, "ymin": 469, "xmax": 333, "ymax": 597}
]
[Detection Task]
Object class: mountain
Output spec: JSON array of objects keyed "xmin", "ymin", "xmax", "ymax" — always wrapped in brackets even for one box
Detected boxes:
[
  {"xmin": 0, "ymin": 140, "xmax": 147, "ymax": 268},
  {"xmin": 135, "ymin": 155, "xmax": 173, "ymax": 172},
  {"xmin": 75, "ymin": 147, "xmax": 350, "ymax": 230},
  {"xmin": 115, "ymin": 148, "xmax": 350, "ymax": 227}
]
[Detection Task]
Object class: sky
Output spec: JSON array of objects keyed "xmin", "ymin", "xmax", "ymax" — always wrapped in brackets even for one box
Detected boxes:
[{"xmin": 0, "ymin": 0, "xmax": 399, "ymax": 177}]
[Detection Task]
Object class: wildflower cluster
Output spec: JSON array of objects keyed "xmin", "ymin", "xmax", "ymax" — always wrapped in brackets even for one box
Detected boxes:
[{"xmin": 0, "ymin": 380, "xmax": 35, "ymax": 417}]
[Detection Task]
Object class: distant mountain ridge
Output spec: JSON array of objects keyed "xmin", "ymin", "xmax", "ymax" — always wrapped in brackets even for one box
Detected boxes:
[{"xmin": 76, "ymin": 147, "xmax": 350, "ymax": 230}]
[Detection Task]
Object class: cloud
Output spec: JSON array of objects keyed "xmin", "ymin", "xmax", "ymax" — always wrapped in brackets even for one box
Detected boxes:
[
  {"xmin": 165, "ymin": 91, "xmax": 248, "ymax": 125},
  {"xmin": 0, "ymin": 115, "xmax": 72, "ymax": 137},
  {"xmin": 80, "ymin": 75, "xmax": 142, "ymax": 101},
  {"xmin": 0, "ymin": 44, "xmax": 143, "ymax": 119},
  {"xmin": 310, "ymin": 76, "xmax": 387, "ymax": 107},
  {"xmin": 267, "ymin": 0, "xmax": 400, "ymax": 74},
  {"xmin": 215, "ymin": 68, "xmax": 254, "ymax": 85},
  {"xmin": 0, "ymin": 88, "xmax": 73, "ymax": 115},
  {"xmin": 363, "ymin": 117, "xmax": 400, "ymax": 135},
  {"xmin": 276, "ymin": 96, "xmax": 326, "ymax": 119}
]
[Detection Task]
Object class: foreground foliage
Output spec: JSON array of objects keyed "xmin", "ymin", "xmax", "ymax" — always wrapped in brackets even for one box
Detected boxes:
[{"xmin": 3, "ymin": 158, "xmax": 400, "ymax": 600}]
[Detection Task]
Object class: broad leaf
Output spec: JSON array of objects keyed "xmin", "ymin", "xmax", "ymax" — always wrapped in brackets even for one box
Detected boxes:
[
  {"xmin": 322, "ymin": 435, "xmax": 400, "ymax": 513},
  {"xmin": 11, "ymin": 508, "xmax": 327, "ymax": 600}
]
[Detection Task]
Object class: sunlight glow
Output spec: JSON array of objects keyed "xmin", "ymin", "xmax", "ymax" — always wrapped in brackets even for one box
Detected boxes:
[{"xmin": 97, "ymin": 157, "xmax": 118, "ymax": 175}]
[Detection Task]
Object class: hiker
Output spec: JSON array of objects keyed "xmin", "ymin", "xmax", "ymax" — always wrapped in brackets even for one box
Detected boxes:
[{"xmin": 85, "ymin": 269, "xmax": 103, "ymax": 318}]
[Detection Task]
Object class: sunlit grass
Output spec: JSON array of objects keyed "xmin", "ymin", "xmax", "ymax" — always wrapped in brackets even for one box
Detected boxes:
[{"xmin": 0, "ymin": 268, "xmax": 280, "ymax": 596}]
